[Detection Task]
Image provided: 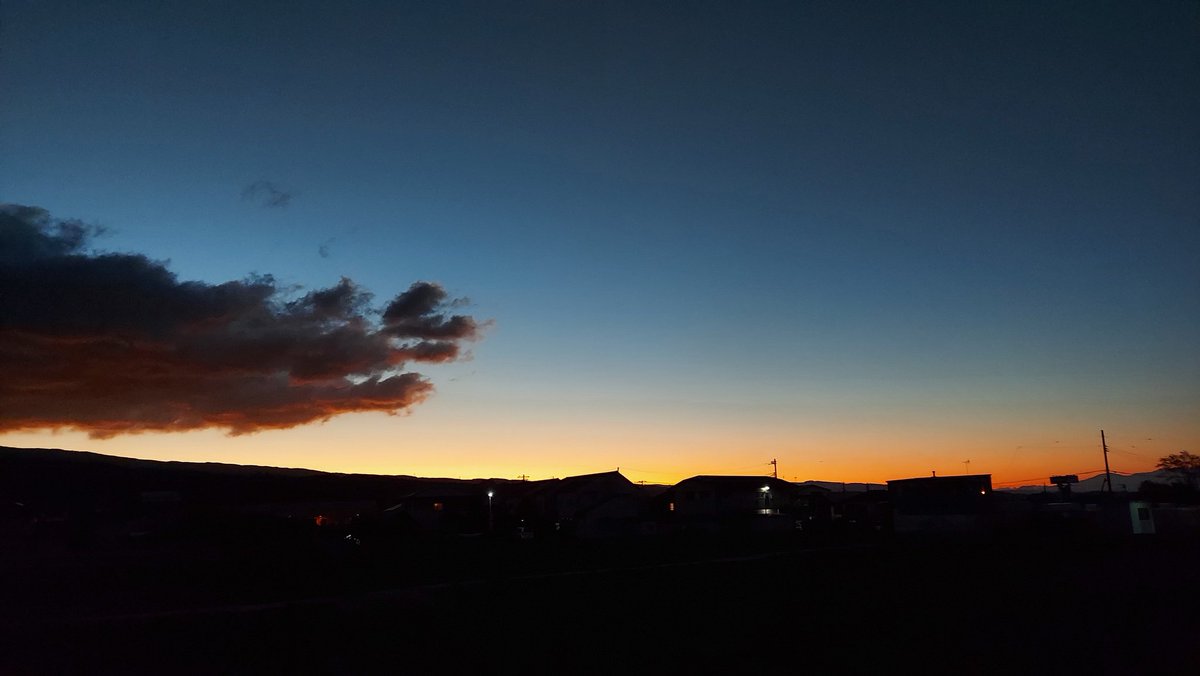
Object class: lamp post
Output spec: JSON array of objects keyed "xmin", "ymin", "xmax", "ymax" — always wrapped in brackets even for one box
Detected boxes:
[{"xmin": 487, "ymin": 490, "xmax": 494, "ymax": 533}]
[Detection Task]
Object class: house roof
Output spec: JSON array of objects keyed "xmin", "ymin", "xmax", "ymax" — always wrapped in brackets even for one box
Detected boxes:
[
  {"xmin": 557, "ymin": 470, "xmax": 632, "ymax": 486},
  {"xmin": 520, "ymin": 471, "xmax": 634, "ymax": 499},
  {"xmin": 887, "ymin": 474, "xmax": 992, "ymax": 487},
  {"xmin": 675, "ymin": 475, "xmax": 796, "ymax": 491}
]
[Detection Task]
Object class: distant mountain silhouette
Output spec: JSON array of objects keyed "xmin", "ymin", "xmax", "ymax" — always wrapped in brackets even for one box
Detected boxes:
[
  {"xmin": 1002, "ymin": 470, "xmax": 1171, "ymax": 493},
  {"xmin": 0, "ymin": 445, "xmax": 512, "ymax": 512}
]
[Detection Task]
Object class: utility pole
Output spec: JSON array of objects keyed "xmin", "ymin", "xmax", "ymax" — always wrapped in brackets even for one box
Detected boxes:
[
  {"xmin": 963, "ymin": 459, "xmax": 971, "ymax": 474},
  {"xmin": 1101, "ymin": 429, "xmax": 1113, "ymax": 493},
  {"xmin": 770, "ymin": 458, "xmax": 778, "ymax": 479}
]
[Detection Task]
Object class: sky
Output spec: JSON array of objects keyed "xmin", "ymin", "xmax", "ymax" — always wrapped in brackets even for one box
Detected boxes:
[{"xmin": 1, "ymin": 1, "xmax": 1197, "ymax": 486}]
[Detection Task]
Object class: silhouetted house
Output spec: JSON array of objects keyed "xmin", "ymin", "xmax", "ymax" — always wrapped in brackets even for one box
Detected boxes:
[
  {"xmin": 667, "ymin": 476, "xmax": 797, "ymax": 532},
  {"xmin": 792, "ymin": 483, "xmax": 834, "ymax": 532},
  {"xmin": 887, "ymin": 474, "xmax": 992, "ymax": 534},
  {"xmin": 384, "ymin": 484, "xmax": 494, "ymax": 534},
  {"xmin": 828, "ymin": 489, "xmax": 892, "ymax": 533},
  {"xmin": 515, "ymin": 471, "xmax": 644, "ymax": 537},
  {"xmin": 239, "ymin": 499, "xmax": 378, "ymax": 526}
]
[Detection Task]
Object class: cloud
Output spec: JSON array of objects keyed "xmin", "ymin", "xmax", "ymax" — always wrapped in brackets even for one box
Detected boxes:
[
  {"xmin": 318, "ymin": 238, "xmax": 335, "ymax": 258},
  {"xmin": 0, "ymin": 204, "xmax": 482, "ymax": 438},
  {"xmin": 241, "ymin": 180, "xmax": 293, "ymax": 208}
]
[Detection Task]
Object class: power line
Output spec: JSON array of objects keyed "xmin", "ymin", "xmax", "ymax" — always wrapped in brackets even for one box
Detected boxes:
[
  {"xmin": 619, "ymin": 467, "xmax": 680, "ymax": 476},
  {"xmin": 993, "ymin": 468, "xmax": 1109, "ymax": 487}
]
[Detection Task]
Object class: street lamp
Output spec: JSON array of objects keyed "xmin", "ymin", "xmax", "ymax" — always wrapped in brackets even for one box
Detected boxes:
[{"xmin": 487, "ymin": 490, "xmax": 494, "ymax": 532}]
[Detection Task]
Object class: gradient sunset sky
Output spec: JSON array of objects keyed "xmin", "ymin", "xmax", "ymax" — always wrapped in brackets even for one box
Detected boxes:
[{"xmin": 2, "ymin": 1, "xmax": 1197, "ymax": 486}]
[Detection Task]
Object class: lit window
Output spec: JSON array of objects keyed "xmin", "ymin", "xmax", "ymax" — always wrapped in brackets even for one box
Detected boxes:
[
  {"xmin": 669, "ymin": 502, "xmax": 675, "ymax": 512},
  {"xmin": 433, "ymin": 502, "xmax": 444, "ymax": 511}
]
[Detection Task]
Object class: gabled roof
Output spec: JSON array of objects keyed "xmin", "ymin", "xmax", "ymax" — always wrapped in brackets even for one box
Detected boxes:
[
  {"xmin": 520, "ymin": 470, "xmax": 634, "ymax": 498},
  {"xmin": 556, "ymin": 470, "xmax": 633, "ymax": 488},
  {"xmin": 675, "ymin": 475, "xmax": 796, "ymax": 491},
  {"xmin": 887, "ymin": 474, "xmax": 992, "ymax": 486}
]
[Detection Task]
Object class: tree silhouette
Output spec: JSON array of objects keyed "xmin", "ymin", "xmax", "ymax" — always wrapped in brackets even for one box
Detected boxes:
[{"xmin": 1157, "ymin": 451, "xmax": 1200, "ymax": 489}]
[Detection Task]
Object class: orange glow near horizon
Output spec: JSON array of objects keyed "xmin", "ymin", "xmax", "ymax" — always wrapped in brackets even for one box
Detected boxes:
[{"xmin": 1, "ymin": 400, "xmax": 1188, "ymax": 488}]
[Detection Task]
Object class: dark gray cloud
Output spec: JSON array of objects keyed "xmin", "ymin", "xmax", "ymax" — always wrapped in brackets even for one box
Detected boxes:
[
  {"xmin": 241, "ymin": 180, "xmax": 293, "ymax": 208},
  {"xmin": 0, "ymin": 204, "xmax": 481, "ymax": 437},
  {"xmin": 383, "ymin": 282, "xmax": 481, "ymax": 340},
  {"xmin": 318, "ymin": 238, "xmax": 335, "ymax": 258},
  {"xmin": 0, "ymin": 204, "xmax": 106, "ymax": 265}
]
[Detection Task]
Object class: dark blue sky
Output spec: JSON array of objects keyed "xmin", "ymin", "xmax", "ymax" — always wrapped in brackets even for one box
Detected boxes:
[{"xmin": 2, "ymin": 1, "xmax": 1197, "ymax": 480}]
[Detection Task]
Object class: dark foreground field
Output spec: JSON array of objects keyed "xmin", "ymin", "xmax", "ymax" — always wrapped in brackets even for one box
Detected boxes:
[{"xmin": 3, "ymin": 536, "xmax": 1198, "ymax": 675}]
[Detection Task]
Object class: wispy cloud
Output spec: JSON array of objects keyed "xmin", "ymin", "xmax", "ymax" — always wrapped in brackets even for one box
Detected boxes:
[
  {"xmin": 318, "ymin": 237, "xmax": 335, "ymax": 258},
  {"xmin": 0, "ymin": 204, "xmax": 482, "ymax": 438},
  {"xmin": 241, "ymin": 180, "xmax": 293, "ymax": 208}
]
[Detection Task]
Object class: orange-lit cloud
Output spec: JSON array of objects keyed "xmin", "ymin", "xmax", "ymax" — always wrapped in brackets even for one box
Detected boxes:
[{"xmin": 0, "ymin": 204, "xmax": 480, "ymax": 437}]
